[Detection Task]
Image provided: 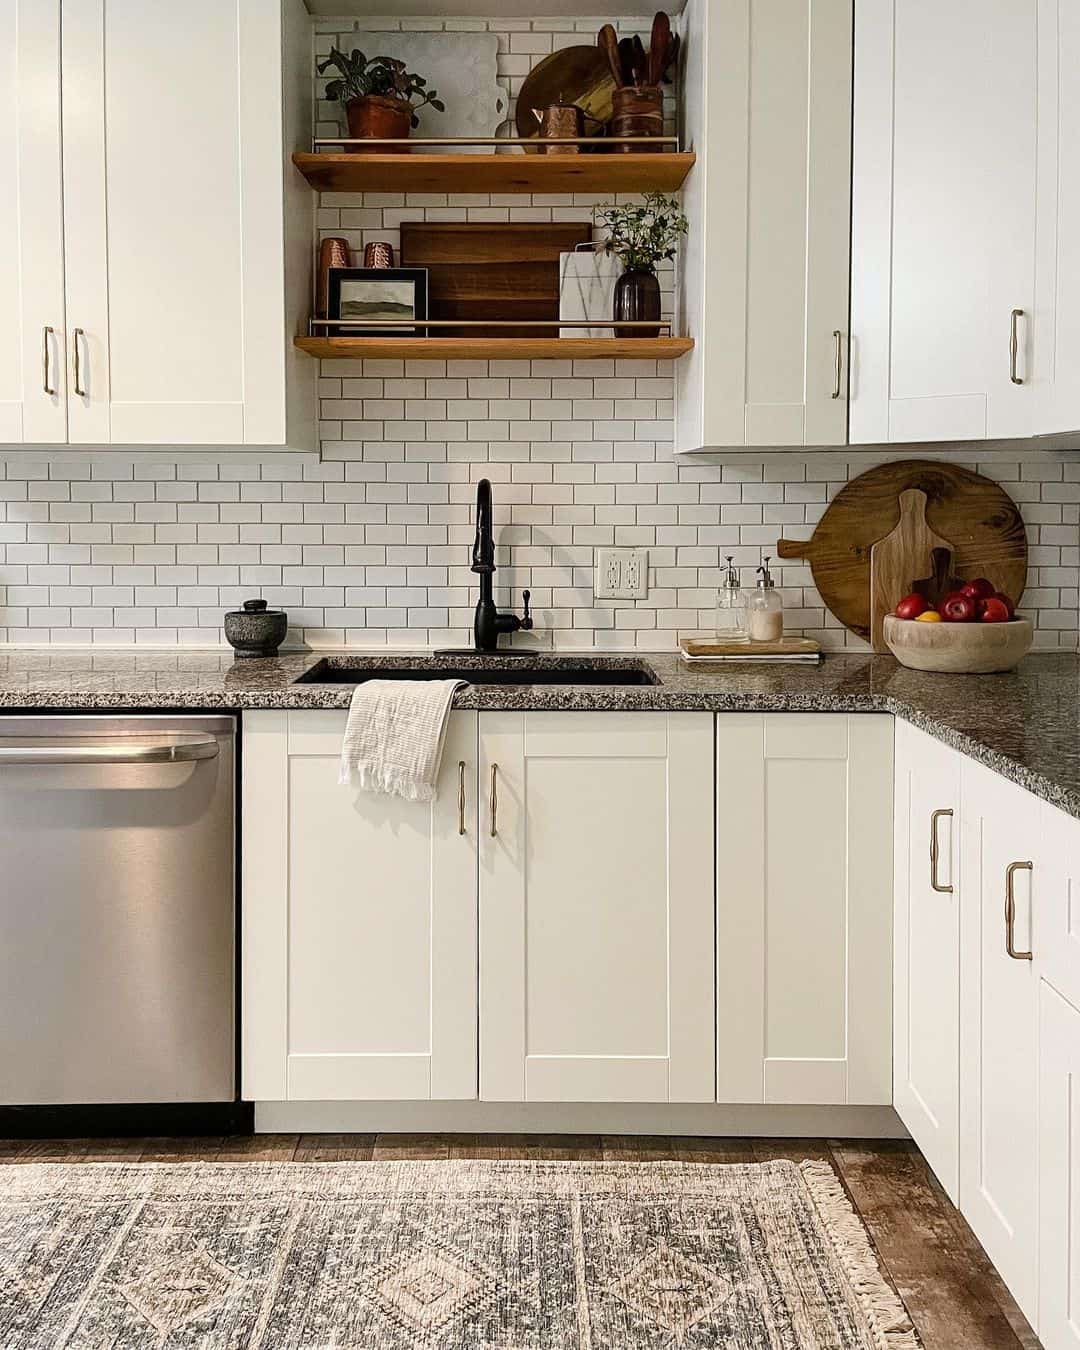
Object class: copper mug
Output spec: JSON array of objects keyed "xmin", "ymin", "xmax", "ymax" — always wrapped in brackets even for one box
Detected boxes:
[
  {"xmin": 533, "ymin": 102, "xmax": 601, "ymax": 154},
  {"xmin": 316, "ymin": 237, "xmax": 349, "ymax": 317}
]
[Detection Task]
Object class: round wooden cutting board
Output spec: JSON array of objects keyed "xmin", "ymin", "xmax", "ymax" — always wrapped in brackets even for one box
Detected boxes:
[{"xmin": 776, "ymin": 460, "xmax": 1028, "ymax": 642}]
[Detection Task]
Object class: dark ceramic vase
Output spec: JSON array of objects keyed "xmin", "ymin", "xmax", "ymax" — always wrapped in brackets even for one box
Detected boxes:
[
  {"xmin": 614, "ymin": 267, "xmax": 662, "ymax": 339},
  {"xmin": 224, "ymin": 599, "xmax": 288, "ymax": 659}
]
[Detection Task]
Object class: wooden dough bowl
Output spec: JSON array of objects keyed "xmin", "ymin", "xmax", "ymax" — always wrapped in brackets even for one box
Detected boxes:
[{"xmin": 883, "ymin": 614, "xmax": 1033, "ymax": 673}]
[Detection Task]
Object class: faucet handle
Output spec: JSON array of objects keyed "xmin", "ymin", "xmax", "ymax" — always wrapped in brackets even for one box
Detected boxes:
[{"xmin": 521, "ymin": 589, "xmax": 533, "ymax": 630}]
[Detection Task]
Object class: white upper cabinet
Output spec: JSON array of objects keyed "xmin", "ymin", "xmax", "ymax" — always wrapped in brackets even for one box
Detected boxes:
[
  {"xmin": 715, "ymin": 714, "xmax": 893, "ymax": 1105},
  {"xmin": 478, "ymin": 712, "xmax": 715, "ymax": 1103},
  {"xmin": 0, "ymin": 2, "xmax": 67, "ymax": 443},
  {"xmin": 1034, "ymin": 0, "xmax": 1080, "ymax": 437},
  {"xmin": 677, "ymin": 0, "xmax": 852, "ymax": 450},
  {"xmin": 0, "ymin": 0, "xmax": 313, "ymax": 450},
  {"xmin": 851, "ymin": 0, "xmax": 1078, "ymax": 444},
  {"xmin": 893, "ymin": 721, "xmax": 961, "ymax": 1203}
]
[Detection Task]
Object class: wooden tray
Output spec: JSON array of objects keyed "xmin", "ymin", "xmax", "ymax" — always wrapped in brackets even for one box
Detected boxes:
[
  {"xmin": 777, "ymin": 461, "xmax": 1027, "ymax": 643},
  {"xmin": 400, "ymin": 222, "xmax": 592, "ymax": 338}
]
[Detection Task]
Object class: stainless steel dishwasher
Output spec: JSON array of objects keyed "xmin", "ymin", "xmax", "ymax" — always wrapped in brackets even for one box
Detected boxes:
[{"xmin": 0, "ymin": 715, "xmax": 236, "ymax": 1105}]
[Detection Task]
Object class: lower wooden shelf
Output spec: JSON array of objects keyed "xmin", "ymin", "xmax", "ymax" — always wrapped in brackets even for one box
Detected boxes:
[{"xmin": 294, "ymin": 336, "xmax": 694, "ymax": 361}]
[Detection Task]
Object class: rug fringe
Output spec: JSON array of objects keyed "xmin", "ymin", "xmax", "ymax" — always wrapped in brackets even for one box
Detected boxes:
[{"xmin": 799, "ymin": 1160, "xmax": 921, "ymax": 1350}]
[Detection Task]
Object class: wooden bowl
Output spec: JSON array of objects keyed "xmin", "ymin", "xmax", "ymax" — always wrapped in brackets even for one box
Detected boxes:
[{"xmin": 883, "ymin": 615, "xmax": 1033, "ymax": 673}]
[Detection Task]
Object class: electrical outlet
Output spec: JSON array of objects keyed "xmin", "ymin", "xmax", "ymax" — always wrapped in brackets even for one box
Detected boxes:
[{"xmin": 594, "ymin": 547, "xmax": 649, "ymax": 599}]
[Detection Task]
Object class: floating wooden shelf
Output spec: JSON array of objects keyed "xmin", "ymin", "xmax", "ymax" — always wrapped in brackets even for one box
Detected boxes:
[
  {"xmin": 292, "ymin": 151, "xmax": 695, "ymax": 195},
  {"xmin": 295, "ymin": 335, "xmax": 694, "ymax": 361}
]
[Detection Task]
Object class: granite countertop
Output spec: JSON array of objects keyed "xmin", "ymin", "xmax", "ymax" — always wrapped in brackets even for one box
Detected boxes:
[{"xmin": 0, "ymin": 646, "xmax": 1077, "ymax": 819}]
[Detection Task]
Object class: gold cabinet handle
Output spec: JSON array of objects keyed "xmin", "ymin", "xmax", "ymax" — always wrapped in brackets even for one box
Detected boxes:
[
  {"xmin": 489, "ymin": 763, "xmax": 498, "ymax": 837},
  {"xmin": 831, "ymin": 329, "xmax": 843, "ymax": 399},
  {"xmin": 1005, "ymin": 860, "xmax": 1033, "ymax": 960},
  {"xmin": 72, "ymin": 327, "xmax": 87, "ymax": 397},
  {"xmin": 457, "ymin": 760, "xmax": 466, "ymax": 836},
  {"xmin": 930, "ymin": 808, "xmax": 953, "ymax": 893},
  {"xmin": 1010, "ymin": 309, "xmax": 1024, "ymax": 385},
  {"xmin": 42, "ymin": 326, "xmax": 55, "ymax": 395}
]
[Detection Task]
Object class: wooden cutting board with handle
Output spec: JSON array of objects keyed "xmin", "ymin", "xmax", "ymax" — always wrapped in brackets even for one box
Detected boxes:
[
  {"xmin": 776, "ymin": 460, "xmax": 1027, "ymax": 644},
  {"xmin": 868, "ymin": 489, "xmax": 953, "ymax": 651}
]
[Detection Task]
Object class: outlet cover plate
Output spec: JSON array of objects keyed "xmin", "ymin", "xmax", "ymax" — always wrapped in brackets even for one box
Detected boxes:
[{"xmin": 595, "ymin": 547, "xmax": 649, "ymax": 599}]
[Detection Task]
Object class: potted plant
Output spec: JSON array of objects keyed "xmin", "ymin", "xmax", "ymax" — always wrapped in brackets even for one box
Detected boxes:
[
  {"xmin": 317, "ymin": 47, "xmax": 445, "ymax": 153},
  {"xmin": 594, "ymin": 193, "xmax": 688, "ymax": 337}
]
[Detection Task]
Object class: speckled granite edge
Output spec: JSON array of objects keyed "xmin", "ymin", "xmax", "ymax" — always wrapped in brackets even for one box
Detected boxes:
[{"xmin": 0, "ymin": 649, "xmax": 1077, "ymax": 821}]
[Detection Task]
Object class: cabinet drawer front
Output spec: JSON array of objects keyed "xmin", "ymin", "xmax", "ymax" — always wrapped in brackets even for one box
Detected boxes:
[{"xmin": 523, "ymin": 711, "xmax": 669, "ymax": 759}]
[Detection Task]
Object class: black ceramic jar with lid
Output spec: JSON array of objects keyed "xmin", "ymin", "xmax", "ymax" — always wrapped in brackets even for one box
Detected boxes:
[{"xmin": 224, "ymin": 599, "xmax": 288, "ymax": 658}]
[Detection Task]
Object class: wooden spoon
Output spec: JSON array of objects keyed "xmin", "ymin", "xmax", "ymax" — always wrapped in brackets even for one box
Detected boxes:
[
  {"xmin": 631, "ymin": 35, "xmax": 648, "ymax": 86},
  {"xmin": 648, "ymin": 11, "xmax": 671, "ymax": 87},
  {"xmin": 597, "ymin": 25, "xmax": 624, "ymax": 88},
  {"xmin": 617, "ymin": 37, "xmax": 637, "ymax": 86}
]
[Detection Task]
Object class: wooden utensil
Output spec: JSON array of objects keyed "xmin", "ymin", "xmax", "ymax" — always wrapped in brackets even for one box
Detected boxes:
[
  {"xmin": 913, "ymin": 547, "xmax": 962, "ymax": 608},
  {"xmin": 515, "ymin": 47, "xmax": 616, "ymax": 153},
  {"xmin": 869, "ymin": 489, "xmax": 955, "ymax": 651},
  {"xmin": 631, "ymin": 34, "xmax": 648, "ymax": 86},
  {"xmin": 648, "ymin": 12, "xmax": 671, "ymax": 86},
  {"xmin": 775, "ymin": 460, "xmax": 1028, "ymax": 643},
  {"xmin": 597, "ymin": 25, "xmax": 624, "ymax": 88},
  {"xmin": 400, "ymin": 221, "xmax": 591, "ymax": 338}
]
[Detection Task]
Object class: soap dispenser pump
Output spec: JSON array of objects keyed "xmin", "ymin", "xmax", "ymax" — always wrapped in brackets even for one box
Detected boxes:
[{"xmin": 748, "ymin": 554, "xmax": 784, "ymax": 642}]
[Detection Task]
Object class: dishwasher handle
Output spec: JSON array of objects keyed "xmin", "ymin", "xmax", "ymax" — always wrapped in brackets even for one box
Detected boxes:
[{"xmin": 0, "ymin": 734, "xmax": 220, "ymax": 765}]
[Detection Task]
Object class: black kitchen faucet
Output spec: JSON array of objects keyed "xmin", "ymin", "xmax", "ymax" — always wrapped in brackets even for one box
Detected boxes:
[{"xmin": 471, "ymin": 478, "xmax": 532, "ymax": 652}]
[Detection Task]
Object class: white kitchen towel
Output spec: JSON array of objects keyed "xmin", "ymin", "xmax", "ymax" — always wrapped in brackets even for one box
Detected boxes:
[{"xmin": 339, "ymin": 678, "xmax": 465, "ymax": 801}]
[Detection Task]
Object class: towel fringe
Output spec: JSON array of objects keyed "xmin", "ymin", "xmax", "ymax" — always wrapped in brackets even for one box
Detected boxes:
[
  {"xmin": 339, "ymin": 762, "xmax": 436, "ymax": 802},
  {"xmin": 799, "ymin": 1160, "xmax": 922, "ymax": 1350}
]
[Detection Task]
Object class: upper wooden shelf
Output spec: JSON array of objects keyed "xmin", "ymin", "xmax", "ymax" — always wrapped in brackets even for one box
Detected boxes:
[
  {"xmin": 292, "ymin": 151, "xmax": 695, "ymax": 196},
  {"xmin": 295, "ymin": 335, "xmax": 694, "ymax": 361}
]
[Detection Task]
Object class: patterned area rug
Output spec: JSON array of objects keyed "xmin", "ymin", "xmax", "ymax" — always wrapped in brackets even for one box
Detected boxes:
[{"xmin": 0, "ymin": 1159, "xmax": 918, "ymax": 1349}]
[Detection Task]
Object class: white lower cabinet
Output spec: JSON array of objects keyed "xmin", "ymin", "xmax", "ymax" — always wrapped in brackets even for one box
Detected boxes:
[
  {"xmin": 478, "ymin": 711, "xmax": 715, "ymax": 1103},
  {"xmin": 242, "ymin": 710, "xmax": 479, "ymax": 1103},
  {"xmin": 1039, "ymin": 980, "xmax": 1080, "ymax": 1349},
  {"xmin": 715, "ymin": 714, "xmax": 893, "ymax": 1105},
  {"xmin": 960, "ymin": 758, "xmax": 1041, "ymax": 1327},
  {"xmin": 893, "ymin": 720, "xmax": 961, "ymax": 1202}
]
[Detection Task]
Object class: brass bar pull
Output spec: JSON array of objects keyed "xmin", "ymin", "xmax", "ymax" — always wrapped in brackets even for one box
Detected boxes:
[
  {"xmin": 1005, "ymin": 860, "xmax": 1033, "ymax": 960},
  {"xmin": 1010, "ymin": 309, "xmax": 1024, "ymax": 385},
  {"xmin": 72, "ymin": 327, "xmax": 86, "ymax": 397},
  {"xmin": 930, "ymin": 808, "xmax": 954, "ymax": 893},
  {"xmin": 831, "ymin": 329, "xmax": 843, "ymax": 399},
  {"xmin": 489, "ymin": 763, "xmax": 498, "ymax": 838},
  {"xmin": 42, "ymin": 326, "xmax": 55, "ymax": 396},
  {"xmin": 457, "ymin": 760, "xmax": 466, "ymax": 836}
]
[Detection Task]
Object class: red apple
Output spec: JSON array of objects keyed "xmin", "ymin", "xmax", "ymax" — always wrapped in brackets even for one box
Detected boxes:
[
  {"xmin": 980, "ymin": 597, "xmax": 1012, "ymax": 623},
  {"xmin": 938, "ymin": 591, "xmax": 977, "ymax": 622},
  {"xmin": 961, "ymin": 577, "xmax": 997, "ymax": 602},
  {"xmin": 894, "ymin": 592, "xmax": 928, "ymax": 620},
  {"xmin": 993, "ymin": 591, "xmax": 1016, "ymax": 618}
]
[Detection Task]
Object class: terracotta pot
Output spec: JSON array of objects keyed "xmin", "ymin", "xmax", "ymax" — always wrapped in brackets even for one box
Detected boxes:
[
  {"xmin": 613, "ymin": 266, "xmax": 661, "ymax": 338},
  {"xmin": 609, "ymin": 85, "xmax": 663, "ymax": 152},
  {"xmin": 345, "ymin": 95, "xmax": 413, "ymax": 153}
]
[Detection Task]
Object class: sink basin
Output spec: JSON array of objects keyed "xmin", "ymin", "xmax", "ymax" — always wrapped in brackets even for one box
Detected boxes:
[{"xmin": 294, "ymin": 657, "xmax": 659, "ymax": 687}]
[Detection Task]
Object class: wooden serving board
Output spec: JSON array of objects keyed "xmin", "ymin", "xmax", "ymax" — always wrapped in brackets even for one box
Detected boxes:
[
  {"xmin": 868, "ymin": 489, "xmax": 953, "ymax": 652},
  {"xmin": 400, "ymin": 222, "xmax": 592, "ymax": 338},
  {"xmin": 776, "ymin": 460, "xmax": 1027, "ymax": 643},
  {"xmin": 680, "ymin": 636, "xmax": 821, "ymax": 658}
]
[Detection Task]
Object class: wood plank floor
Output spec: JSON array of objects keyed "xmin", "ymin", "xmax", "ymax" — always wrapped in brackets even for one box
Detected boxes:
[{"xmin": 0, "ymin": 1134, "xmax": 1039, "ymax": 1349}]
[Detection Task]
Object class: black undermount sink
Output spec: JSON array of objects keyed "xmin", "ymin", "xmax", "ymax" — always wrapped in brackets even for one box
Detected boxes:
[{"xmin": 294, "ymin": 657, "xmax": 659, "ymax": 688}]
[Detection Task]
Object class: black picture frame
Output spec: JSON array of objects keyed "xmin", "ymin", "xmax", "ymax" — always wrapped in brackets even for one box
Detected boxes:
[{"xmin": 326, "ymin": 267, "xmax": 429, "ymax": 338}]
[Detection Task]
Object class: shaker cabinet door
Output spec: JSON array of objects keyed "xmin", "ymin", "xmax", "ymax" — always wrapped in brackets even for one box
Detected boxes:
[
  {"xmin": 893, "ymin": 721, "xmax": 961, "ymax": 1202},
  {"xmin": 851, "ymin": 0, "xmax": 1038, "ymax": 443},
  {"xmin": 715, "ymin": 713, "xmax": 893, "ymax": 1105},
  {"xmin": 478, "ymin": 712, "xmax": 715, "ymax": 1103},
  {"xmin": 59, "ymin": 0, "xmax": 293, "ymax": 446},
  {"xmin": 959, "ymin": 757, "xmax": 1040, "ymax": 1327},
  {"xmin": 0, "ymin": 0, "xmax": 67, "ymax": 444},
  {"xmin": 1039, "ymin": 980, "xmax": 1080, "ymax": 1350},
  {"xmin": 242, "ymin": 710, "xmax": 479, "ymax": 1103},
  {"xmin": 677, "ymin": 0, "xmax": 852, "ymax": 449}
]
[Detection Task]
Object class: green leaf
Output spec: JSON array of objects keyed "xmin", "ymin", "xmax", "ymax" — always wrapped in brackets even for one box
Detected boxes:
[{"xmin": 431, "ymin": 98, "xmax": 445, "ymax": 112}]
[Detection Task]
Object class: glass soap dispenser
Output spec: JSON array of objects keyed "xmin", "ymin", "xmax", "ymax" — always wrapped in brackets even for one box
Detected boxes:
[
  {"xmin": 748, "ymin": 555, "xmax": 784, "ymax": 643},
  {"xmin": 715, "ymin": 555, "xmax": 749, "ymax": 642}
]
